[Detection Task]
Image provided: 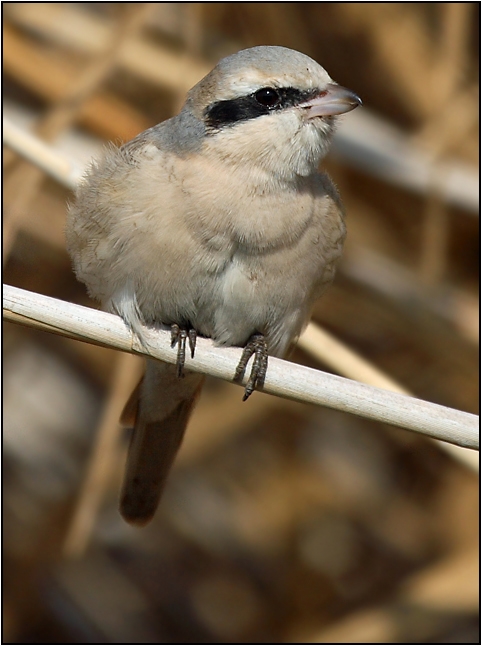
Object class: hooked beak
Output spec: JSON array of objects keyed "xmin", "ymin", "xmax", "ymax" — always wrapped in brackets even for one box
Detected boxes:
[{"xmin": 300, "ymin": 83, "xmax": 362, "ymax": 118}]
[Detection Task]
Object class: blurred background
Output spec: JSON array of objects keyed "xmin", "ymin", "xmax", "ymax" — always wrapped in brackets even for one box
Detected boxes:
[{"xmin": 2, "ymin": 3, "xmax": 479, "ymax": 643}]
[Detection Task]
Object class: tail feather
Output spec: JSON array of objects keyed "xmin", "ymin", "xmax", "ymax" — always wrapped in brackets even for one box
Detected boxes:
[{"xmin": 120, "ymin": 360, "xmax": 204, "ymax": 526}]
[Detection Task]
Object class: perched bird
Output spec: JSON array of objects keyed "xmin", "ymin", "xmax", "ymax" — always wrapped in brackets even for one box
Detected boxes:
[{"xmin": 66, "ymin": 46, "xmax": 361, "ymax": 525}]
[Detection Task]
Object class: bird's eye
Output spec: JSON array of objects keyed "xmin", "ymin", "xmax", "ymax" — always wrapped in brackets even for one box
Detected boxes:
[{"xmin": 254, "ymin": 87, "xmax": 280, "ymax": 108}]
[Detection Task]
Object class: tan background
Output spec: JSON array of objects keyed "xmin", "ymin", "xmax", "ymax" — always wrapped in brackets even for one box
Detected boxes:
[{"xmin": 3, "ymin": 3, "xmax": 479, "ymax": 643}]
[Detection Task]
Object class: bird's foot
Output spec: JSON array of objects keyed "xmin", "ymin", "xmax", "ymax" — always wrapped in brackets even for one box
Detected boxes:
[
  {"xmin": 234, "ymin": 333, "xmax": 268, "ymax": 401},
  {"xmin": 171, "ymin": 324, "xmax": 197, "ymax": 378}
]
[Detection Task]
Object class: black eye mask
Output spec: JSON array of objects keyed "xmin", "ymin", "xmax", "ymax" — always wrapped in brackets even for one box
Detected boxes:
[{"xmin": 204, "ymin": 87, "xmax": 320, "ymax": 130}]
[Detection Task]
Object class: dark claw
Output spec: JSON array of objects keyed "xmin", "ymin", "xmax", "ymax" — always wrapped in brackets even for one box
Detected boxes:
[
  {"xmin": 171, "ymin": 324, "xmax": 197, "ymax": 378},
  {"xmin": 188, "ymin": 329, "xmax": 197, "ymax": 358},
  {"xmin": 171, "ymin": 323, "xmax": 180, "ymax": 348},
  {"xmin": 234, "ymin": 333, "xmax": 269, "ymax": 400}
]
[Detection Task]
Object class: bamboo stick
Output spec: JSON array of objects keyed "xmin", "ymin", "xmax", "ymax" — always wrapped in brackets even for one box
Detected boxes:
[{"xmin": 3, "ymin": 285, "xmax": 479, "ymax": 451}]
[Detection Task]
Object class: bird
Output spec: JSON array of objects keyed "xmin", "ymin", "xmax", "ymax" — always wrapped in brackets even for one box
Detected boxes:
[{"xmin": 66, "ymin": 45, "xmax": 361, "ymax": 526}]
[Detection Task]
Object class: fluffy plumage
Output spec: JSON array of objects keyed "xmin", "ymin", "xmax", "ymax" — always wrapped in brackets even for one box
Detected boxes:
[{"xmin": 66, "ymin": 45, "xmax": 361, "ymax": 524}]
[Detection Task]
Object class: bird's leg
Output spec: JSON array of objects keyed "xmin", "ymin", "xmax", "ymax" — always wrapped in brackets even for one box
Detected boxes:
[
  {"xmin": 171, "ymin": 324, "xmax": 197, "ymax": 378},
  {"xmin": 234, "ymin": 333, "xmax": 269, "ymax": 401}
]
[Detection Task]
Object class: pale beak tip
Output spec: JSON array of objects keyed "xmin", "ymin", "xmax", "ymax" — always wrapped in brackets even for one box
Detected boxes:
[
  {"xmin": 301, "ymin": 84, "xmax": 362, "ymax": 118},
  {"xmin": 352, "ymin": 93, "xmax": 363, "ymax": 108}
]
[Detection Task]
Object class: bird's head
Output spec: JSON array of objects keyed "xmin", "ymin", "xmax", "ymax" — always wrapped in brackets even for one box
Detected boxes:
[{"xmin": 184, "ymin": 46, "xmax": 361, "ymax": 180}]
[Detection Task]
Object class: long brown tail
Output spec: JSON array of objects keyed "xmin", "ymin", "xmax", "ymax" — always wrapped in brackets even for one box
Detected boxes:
[{"xmin": 120, "ymin": 360, "xmax": 204, "ymax": 526}]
